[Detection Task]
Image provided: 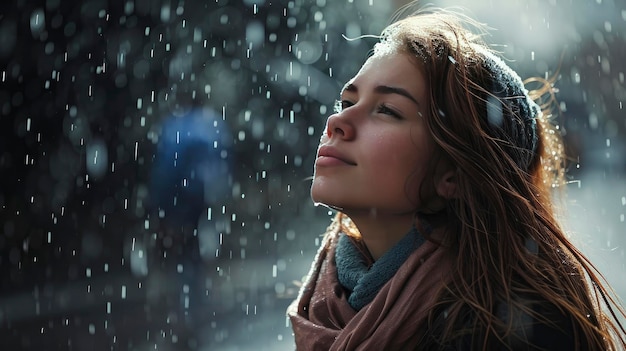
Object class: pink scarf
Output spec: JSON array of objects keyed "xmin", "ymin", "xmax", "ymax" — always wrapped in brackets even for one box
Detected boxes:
[{"xmin": 288, "ymin": 216, "xmax": 453, "ymax": 350}]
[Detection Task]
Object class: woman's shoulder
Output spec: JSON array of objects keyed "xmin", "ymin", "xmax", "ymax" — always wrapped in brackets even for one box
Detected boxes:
[
  {"xmin": 428, "ymin": 298, "xmax": 576, "ymax": 350},
  {"xmin": 495, "ymin": 299, "xmax": 576, "ymax": 350},
  {"xmin": 525, "ymin": 300, "xmax": 575, "ymax": 350}
]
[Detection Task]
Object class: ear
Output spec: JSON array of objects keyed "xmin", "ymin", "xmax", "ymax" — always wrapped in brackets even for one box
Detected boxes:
[{"xmin": 435, "ymin": 169, "xmax": 458, "ymax": 199}]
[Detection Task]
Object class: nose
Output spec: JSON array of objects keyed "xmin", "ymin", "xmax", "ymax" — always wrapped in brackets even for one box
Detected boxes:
[{"xmin": 325, "ymin": 112, "xmax": 356, "ymax": 140}]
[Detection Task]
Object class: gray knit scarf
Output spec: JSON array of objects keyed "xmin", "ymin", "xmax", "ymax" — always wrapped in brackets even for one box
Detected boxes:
[{"xmin": 335, "ymin": 226, "xmax": 426, "ymax": 310}]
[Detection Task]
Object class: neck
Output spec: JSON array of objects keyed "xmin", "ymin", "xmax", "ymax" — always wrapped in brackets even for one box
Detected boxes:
[{"xmin": 343, "ymin": 209, "xmax": 415, "ymax": 260}]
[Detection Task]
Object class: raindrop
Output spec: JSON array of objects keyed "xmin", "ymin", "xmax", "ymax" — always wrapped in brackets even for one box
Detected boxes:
[
  {"xmin": 246, "ymin": 21, "xmax": 265, "ymax": 47},
  {"xmin": 30, "ymin": 9, "xmax": 45, "ymax": 38},
  {"xmin": 129, "ymin": 238, "xmax": 148, "ymax": 276},
  {"xmin": 275, "ymin": 282, "xmax": 286, "ymax": 294},
  {"xmin": 294, "ymin": 33, "xmax": 323, "ymax": 64},
  {"xmin": 345, "ymin": 22, "xmax": 362, "ymax": 43},
  {"xmin": 589, "ymin": 113, "xmax": 599, "ymax": 130},
  {"xmin": 86, "ymin": 139, "xmax": 108, "ymax": 179},
  {"xmin": 160, "ymin": 4, "xmax": 171, "ymax": 22}
]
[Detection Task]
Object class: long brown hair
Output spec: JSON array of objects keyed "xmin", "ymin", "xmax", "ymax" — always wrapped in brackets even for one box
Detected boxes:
[{"xmin": 376, "ymin": 8, "xmax": 626, "ymax": 350}]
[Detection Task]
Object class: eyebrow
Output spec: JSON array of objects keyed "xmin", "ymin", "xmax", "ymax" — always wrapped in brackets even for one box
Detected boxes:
[{"xmin": 342, "ymin": 83, "xmax": 420, "ymax": 106}]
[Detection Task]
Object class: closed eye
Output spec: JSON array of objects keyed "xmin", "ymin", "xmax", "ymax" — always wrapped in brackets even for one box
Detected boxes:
[{"xmin": 377, "ymin": 103, "xmax": 402, "ymax": 119}]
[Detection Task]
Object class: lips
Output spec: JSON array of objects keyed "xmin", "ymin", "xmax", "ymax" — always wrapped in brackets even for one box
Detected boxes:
[{"xmin": 316, "ymin": 146, "xmax": 356, "ymax": 166}]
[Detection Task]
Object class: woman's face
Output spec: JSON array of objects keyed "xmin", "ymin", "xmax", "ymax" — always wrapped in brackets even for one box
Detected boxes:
[{"xmin": 311, "ymin": 52, "xmax": 435, "ymax": 217}]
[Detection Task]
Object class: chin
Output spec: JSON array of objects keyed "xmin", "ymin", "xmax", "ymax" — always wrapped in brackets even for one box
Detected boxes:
[
  {"xmin": 311, "ymin": 197, "xmax": 347, "ymax": 213},
  {"xmin": 311, "ymin": 188, "xmax": 338, "ymax": 209},
  {"xmin": 310, "ymin": 192, "xmax": 327, "ymax": 207},
  {"xmin": 311, "ymin": 179, "xmax": 355, "ymax": 210}
]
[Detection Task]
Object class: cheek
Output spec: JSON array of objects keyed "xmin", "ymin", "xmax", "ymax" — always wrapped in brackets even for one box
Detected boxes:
[
  {"xmin": 404, "ymin": 164, "xmax": 426, "ymax": 198},
  {"xmin": 387, "ymin": 138, "xmax": 432, "ymax": 198},
  {"xmin": 371, "ymin": 139, "xmax": 425, "ymax": 182}
]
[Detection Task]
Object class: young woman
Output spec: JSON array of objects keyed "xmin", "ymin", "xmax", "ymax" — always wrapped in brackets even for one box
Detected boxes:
[{"xmin": 287, "ymin": 8, "xmax": 626, "ymax": 351}]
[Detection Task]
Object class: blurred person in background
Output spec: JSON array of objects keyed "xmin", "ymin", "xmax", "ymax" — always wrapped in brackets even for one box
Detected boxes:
[{"xmin": 288, "ymin": 7, "xmax": 626, "ymax": 350}]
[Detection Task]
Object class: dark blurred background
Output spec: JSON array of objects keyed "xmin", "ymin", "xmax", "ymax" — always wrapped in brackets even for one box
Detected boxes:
[{"xmin": 1, "ymin": 0, "xmax": 624, "ymax": 350}]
